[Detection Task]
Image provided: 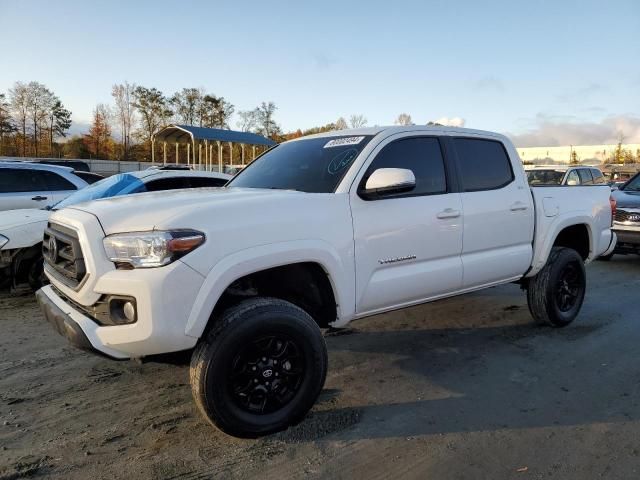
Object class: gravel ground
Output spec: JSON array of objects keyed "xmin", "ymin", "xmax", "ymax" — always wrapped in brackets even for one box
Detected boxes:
[{"xmin": 1, "ymin": 256, "xmax": 640, "ymax": 479}]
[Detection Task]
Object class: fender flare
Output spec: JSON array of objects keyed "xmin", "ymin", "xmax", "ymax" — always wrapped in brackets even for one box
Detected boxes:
[
  {"xmin": 183, "ymin": 239, "xmax": 354, "ymax": 338},
  {"xmin": 527, "ymin": 215, "xmax": 594, "ymax": 277}
]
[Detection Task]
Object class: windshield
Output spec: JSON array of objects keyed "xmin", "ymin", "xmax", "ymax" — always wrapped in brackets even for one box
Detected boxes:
[
  {"xmin": 53, "ymin": 173, "xmax": 145, "ymax": 210},
  {"xmin": 228, "ymin": 135, "xmax": 374, "ymax": 193},
  {"xmin": 527, "ymin": 169, "xmax": 565, "ymax": 185},
  {"xmin": 621, "ymin": 173, "xmax": 640, "ymax": 192}
]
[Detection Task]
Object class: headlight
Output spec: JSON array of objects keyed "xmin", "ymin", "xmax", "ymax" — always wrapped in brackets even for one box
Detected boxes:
[
  {"xmin": 0, "ymin": 234, "xmax": 8, "ymax": 249},
  {"xmin": 103, "ymin": 230, "xmax": 205, "ymax": 268}
]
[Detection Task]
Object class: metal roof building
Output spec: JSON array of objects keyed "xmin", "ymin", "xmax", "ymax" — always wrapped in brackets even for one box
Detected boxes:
[{"xmin": 152, "ymin": 124, "xmax": 277, "ymax": 172}]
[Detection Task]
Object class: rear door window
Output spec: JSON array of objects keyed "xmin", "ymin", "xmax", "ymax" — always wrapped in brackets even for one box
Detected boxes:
[
  {"xmin": 578, "ymin": 169, "xmax": 594, "ymax": 185},
  {"xmin": 591, "ymin": 169, "xmax": 605, "ymax": 184},
  {"xmin": 40, "ymin": 171, "xmax": 77, "ymax": 191},
  {"xmin": 452, "ymin": 138, "xmax": 514, "ymax": 191}
]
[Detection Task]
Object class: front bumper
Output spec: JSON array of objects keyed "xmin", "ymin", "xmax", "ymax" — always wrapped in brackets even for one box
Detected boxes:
[
  {"xmin": 39, "ymin": 259, "xmax": 205, "ymax": 359},
  {"xmin": 612, "ymin": 226, "xmax": 640, "ymax": 252},
  {"xmin": 36, "ymin": 288, "xmax": 105, "ymax": 356}
]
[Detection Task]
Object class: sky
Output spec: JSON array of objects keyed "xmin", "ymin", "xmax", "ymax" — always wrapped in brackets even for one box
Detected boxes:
[{"xmin": 1, "ymin": 0, "xmax": 639, "ymax": 147}]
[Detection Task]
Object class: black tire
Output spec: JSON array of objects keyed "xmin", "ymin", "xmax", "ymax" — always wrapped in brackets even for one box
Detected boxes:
[
  {"xmin": 597, "ymin": 252, "xmax": 614, "ymax": 261},
  {"xmin": 190, "ymin": 297, "xmax": 327, "ymax": 437},
  {"xmin": 526, "ymin": 247, "xmax": 586, "ymax": 327},
  {"xmin": 27, "ymin": 255, "xmax": 46, "ymax": 291}
]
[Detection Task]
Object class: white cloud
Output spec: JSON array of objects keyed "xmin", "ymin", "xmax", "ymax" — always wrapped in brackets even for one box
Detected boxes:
[
  {"xmin": 508, "ymin": 114, "xmax": 640, "ymax": 147},
  {"xmin": 434, "ymin": 116, "xmax": 466, "ymax": 127}
]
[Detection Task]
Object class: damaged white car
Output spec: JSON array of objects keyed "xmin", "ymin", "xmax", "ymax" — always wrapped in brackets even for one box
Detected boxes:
[{"xmin": 0, "ymin": 168, "xmax": 230, "ymax": 290}]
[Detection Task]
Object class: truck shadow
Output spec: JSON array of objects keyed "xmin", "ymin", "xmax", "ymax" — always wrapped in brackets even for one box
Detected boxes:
[{"xmin": 278, "ymin": 276, "xmax": 638, "ymax": 443}]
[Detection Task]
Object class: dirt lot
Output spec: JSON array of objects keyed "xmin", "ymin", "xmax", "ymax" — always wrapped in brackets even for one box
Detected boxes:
[{"xmin": 1, "ymin": 257, "xmax": 640, "ymax": 479}]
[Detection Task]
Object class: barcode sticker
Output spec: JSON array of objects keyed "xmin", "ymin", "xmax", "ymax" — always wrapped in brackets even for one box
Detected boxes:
[{"xmin": 324, "ymin": 136, "xmax": 365, "ymax": 148}]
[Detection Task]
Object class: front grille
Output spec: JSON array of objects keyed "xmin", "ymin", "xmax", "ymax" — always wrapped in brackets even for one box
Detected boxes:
[
  {"xmin": 43, "ymin": 222, "xmax": 86, "ymax": 289},
  {"xmin": 614, "ymin": 209, "xmax": 640, "ymax": 224}
]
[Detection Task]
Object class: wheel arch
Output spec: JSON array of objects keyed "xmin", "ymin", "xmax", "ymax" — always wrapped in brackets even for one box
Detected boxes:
[
  {"xmin": 184, "ymin": 241, "xmax": 354, "ymax": 339},
  {"xmin": 527, "ymin": 216, "xmax": 594, "ymax": 277}
]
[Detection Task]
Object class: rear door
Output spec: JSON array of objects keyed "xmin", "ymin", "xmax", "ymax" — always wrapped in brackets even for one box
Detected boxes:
[
  {"xmin": 0, "ymin": 168, "xmax": 52, "ymax": 211},
  {"xmin": 351, "ymin": 134, "xmax": 463, "ymax": 315},
  {"xmin": 449, "ymin": 137, "xmax": 534, "ymax": 288}
]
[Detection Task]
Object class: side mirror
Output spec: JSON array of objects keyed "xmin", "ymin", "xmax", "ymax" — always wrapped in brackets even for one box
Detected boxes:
[
  {"xmin": 361, "ymin": 168, "xmax": 416, "ymax": 199},
  {"xmin": 567, "ymin": 179, "xmax": 579, "ymax": 186}
]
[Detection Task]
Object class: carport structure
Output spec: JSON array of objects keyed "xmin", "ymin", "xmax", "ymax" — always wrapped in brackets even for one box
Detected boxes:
[{"xmin": 152, "ymin": 124, "xmax": 277, "ymax": 173}]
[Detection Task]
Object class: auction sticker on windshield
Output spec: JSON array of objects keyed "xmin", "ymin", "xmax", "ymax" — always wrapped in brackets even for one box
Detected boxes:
[{"xmin": 324, "ymin": 136, "xmax": 365, "ymax": 148}]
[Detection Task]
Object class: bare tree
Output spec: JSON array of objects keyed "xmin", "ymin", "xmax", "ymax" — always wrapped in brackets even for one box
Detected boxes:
[
  {"xmin": 0, "ymin": 93, "xmax": 17, "ymax": 156},
  {"xmin": 26, "ymin": 81, "xmax": 55, "ymax": 156},
  {"xmin": 334, "ymin": 117, "xmax": 348, "ymax": 130},
  {"xmin": 112, "ymin": 82, "xmax": 136, "ymax": 159},
  {"xmin": 9, "ymin": 82, "xmax": 29, "ymax": 156},
  {"xmin": 394, "ymin": 113, "xmax": 413, "ymax": 126},
  {"xmin": 236, "ymin": 110, "xmax": 258, "ymax": 132},
  {"xmin": 349, "ymin": 114, "xmax": 368, "ymax": 129},
  {"xmin": 254, "ymin": 102, "xmax": 280, "ymax": 138}
]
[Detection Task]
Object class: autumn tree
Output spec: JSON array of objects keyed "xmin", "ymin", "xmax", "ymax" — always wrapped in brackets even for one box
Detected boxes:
[
  {"xmin": 349, "ymin": 114, "xmax": 367, "ymax": 128},
  {"xmin": 132, "ymin": 86, "xmax": 172, "ymax": 146},
  {"xmin": 394, "ymin": 113, "xmax": 413, "ymax": 126},
  {"xmin": 199, "ymin": 94, "xmax": 234, "ymax": 128},
  {"xmin": 112, "ymin": 82, "xmax": 136, "ymax": 159},
  {"xmin": 84, "ymin": 104, "xmax": 113, "ymax": 159},
  {"xmin": 171, "ymin": 87, "xmax": 202, "ymax": 125},
  {"xmin": 570, "ymin": 149, "xmax": 579, "ymax": 165}
]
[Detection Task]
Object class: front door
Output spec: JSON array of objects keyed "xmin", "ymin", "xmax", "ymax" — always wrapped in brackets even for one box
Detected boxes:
[{"xmin": 351, "ymin": 135, "xmax": 464, "ymax": 316}]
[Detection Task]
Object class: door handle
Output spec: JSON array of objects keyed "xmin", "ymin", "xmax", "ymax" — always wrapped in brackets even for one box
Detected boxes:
[
  {"xmin": 32, "ymin": 195, "xmax": 48, "ymax": 201},
  {"xmin": 436, "ymin": 208, "xmax": 461, "ymax": 219},
  {"xmin": 510, "ymin": 202, "xmax": 528, "ymax": 211}
]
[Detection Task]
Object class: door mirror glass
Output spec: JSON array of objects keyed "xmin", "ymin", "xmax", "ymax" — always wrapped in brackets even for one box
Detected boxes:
[
  {"xmin": 567, "ymin": 179, "xmax": 579, "ymax": 186},
  {"xmin": 362, "ymin": 168, "xmax": 416, "ymax": 198}
]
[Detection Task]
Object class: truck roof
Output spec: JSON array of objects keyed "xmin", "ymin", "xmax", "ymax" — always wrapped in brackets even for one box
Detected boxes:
[{"xmin": 292, "ymin": 125, "xmax": 509, "ymax": 142}]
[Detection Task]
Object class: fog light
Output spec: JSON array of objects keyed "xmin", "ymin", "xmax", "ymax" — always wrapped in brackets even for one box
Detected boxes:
[
  {"xmin": 123, "ymin": 301, "xmax": 136, "ymax": 322},
  {"xmin": 108, "ymin": 297, "xmax": 137, "ymax": 325}
]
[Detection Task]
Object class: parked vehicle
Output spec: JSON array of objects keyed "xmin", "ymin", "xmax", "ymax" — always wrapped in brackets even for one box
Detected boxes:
[
  {"xmin": 36, "ymin": 126, "xmax": 615, "ymax": 437},
  {"xmin": 525, "ymin": 165, "xmax": 606, "ymax": 186},
  {"xmin": 604, "ymin": 172, "xmax": 640, "ymax": 258},
  {"xmin": 0, "ymin": 169, "xmax": 230, "ymax": 290},
  {"xmin": 0, "ymin": 162, "xmax": 93, "ymax": 211}
]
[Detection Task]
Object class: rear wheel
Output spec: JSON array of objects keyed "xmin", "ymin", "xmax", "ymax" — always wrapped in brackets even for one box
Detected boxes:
[
  {"xmin": 526, "ymin": 247, "xmax": 586, "ymax": 327},
  {"xmin": 190, "ymin": 297, "xmax": 327, "ymax": 437}
]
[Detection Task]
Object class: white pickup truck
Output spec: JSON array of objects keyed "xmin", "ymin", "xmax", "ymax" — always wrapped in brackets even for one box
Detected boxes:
[{"xmin": 36, "ymin": 126, "xmax": 616, "ymax": 437}]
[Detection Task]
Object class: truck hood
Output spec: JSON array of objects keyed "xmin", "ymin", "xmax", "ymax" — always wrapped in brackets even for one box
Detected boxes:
[
  {"xmin": 612, "ymin": 189, "xmax": 640, "ymax": 209},
  {"xmin": 66, "ymin": 187, "xmax": 307, "ymax": 235},
  {"xmin": 0, "ymin": 208, "xmax": 50, "ymax": 231}
]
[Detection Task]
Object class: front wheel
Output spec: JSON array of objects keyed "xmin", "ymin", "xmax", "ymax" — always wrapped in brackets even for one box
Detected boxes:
[
  {"xmin": 190, "ymin": 297, "xmax": 327, "ymax": 437},
  {"xmin": 526, "ymin": 247, "xmax": 586, "ymax": 327}
]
